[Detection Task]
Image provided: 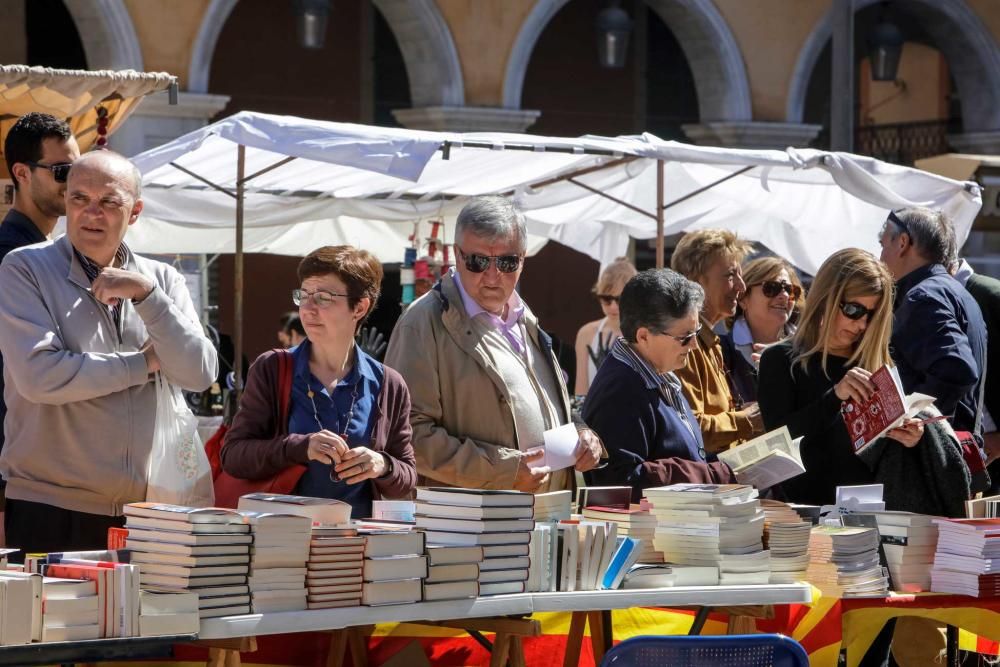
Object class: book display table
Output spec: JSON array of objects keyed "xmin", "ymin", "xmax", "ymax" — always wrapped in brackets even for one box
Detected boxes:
[
  {"xmin": 0, "ymin": 633, "xmax": 195, "ymax": 666},
  {"xmin": 194, "ymin": 583, "xmax": 812, "ymax": 666}
]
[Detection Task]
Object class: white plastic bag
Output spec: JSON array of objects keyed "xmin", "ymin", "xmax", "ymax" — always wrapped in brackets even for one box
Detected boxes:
[{"xmin": 146, "ymin": 371, "xmax": 215, "ymax": 507}]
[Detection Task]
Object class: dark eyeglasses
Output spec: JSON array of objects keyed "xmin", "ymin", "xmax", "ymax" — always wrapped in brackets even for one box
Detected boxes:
[
  {"xmin": 661, "ymin": 324, "xmax": 702, "ymax": 347},
  {"xmin": 596, "ymin": 294, "xmax": 620, "ymax": 306},
  {"xmin": 755, "ymin": 280, "xmax": 802, "ymax": 300},
  {"xmin": 839, "ymin": 301, "xmax": 876, "ymax": 322},
  {"xmin": 25, "ymin": 161, "xmax": 72, "ymax": 183},
  {"xmin": 458, "ymin": 248, "xmax": 521, "ymax": 274}
]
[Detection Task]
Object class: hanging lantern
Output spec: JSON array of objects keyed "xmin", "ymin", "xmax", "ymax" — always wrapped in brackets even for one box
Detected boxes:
[
  {"xmin": 293, "ymin": 0, "xmax": 331, "ymax": 50},
  {"xmin": 595, "ymin": 1, "xmax": 632, "ymax": 69},
  {"xmin": 867, "ymin": 13, "xmax": 904, "ymax": 82}
]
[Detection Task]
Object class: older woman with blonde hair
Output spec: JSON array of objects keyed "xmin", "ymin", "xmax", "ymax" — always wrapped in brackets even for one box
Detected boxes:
[
  {"xmin": 757, "ymin": 248, "xmax": 923, "ymax": 505},
  {"xmin": 574, "ymin": 257, "xmax": 638, "ymax": 396},
  {"xmin": 719, "ymin": 256, "xmax": 804, "ymax": 405},
  {"xmin": 671, "ymin": 229, "xmax": 763, "ymax": 452}
]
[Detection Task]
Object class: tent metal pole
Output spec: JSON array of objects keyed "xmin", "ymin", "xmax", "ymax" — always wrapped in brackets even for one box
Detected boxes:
[
  {"xmin": 234, "ymin": 144, "xmax": 246, "ymax": 393},
  {"xmin": 656, "ymin": 159, "xmax": 665, "ymax": 269}
]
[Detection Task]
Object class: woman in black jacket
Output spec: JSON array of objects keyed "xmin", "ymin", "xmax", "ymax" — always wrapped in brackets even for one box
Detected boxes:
[{"xmin": 757, "ymin": 248, "xmax": 923, "ymax": 505}]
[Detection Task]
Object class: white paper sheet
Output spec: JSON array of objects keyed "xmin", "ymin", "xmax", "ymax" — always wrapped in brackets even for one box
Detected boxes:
[{"xmin": 529, "ymin": 423, "xmax": 579, "ymax": 471}]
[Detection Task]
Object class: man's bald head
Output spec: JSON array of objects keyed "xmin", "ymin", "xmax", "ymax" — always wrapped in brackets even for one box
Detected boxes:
[{"xmin": 68, "ymin": 150, "xmax": 142, "ymax": 200}]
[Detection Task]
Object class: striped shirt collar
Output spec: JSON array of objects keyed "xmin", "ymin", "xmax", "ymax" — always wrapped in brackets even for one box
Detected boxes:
[
  {"xmin": 609, "ymin": 336, "xmax": 683, "ymax": 394},
  {"xmin": 74, "ymin": 243, "xmax": 130, "ymax": 282}
]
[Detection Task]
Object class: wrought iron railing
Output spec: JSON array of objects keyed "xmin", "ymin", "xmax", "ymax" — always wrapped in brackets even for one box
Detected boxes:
[{"xmin": 854, "ymin": 119, "xmax": 956, "ymax": 166}]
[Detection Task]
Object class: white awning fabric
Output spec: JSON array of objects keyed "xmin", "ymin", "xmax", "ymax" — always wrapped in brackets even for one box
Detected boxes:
[{"xmin": 128, "ymin": 111, "xmax": 982, "ymax": 275}]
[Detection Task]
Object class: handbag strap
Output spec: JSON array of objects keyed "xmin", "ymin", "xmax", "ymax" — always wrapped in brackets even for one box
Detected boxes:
[{"xmin": 276, "ymin": 349, "xmax": 294, "ymax": 428}]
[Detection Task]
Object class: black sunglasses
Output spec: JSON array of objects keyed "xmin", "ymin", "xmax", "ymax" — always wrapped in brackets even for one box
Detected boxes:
[
  {"xmin": 887, "ymin": 210, "xmax": 910, "ymax": 237},
  {"xmin": 756, "ymin": 280, "xmax": 802, "ymax": 300},
  {"xmin": 662, "ymin": 324, "xmax": 702, "ymax": 347},
  {"xmin": 25, "ymin": 161, "xmax": 72, "ymax": 183},
  {"xmin": 458, "ymin": 248, "xmax": 521, "ymax": 274},
  {"xmin": 596, "ymin": 294, "xmax": 619, "ymax": 306},
  {"xmin": 840, "ymin": 301, "xmax": 876, "ymax": 322}
]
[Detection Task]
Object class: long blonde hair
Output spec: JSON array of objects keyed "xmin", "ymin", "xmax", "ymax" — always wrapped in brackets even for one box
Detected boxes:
[{"xmin": 791, "ymin": 248, "xmax": 894, "ymax": 375}]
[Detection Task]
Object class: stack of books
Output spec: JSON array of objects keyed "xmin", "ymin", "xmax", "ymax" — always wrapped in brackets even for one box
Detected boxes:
[
  {"xmin": 806, "ymin": 525, "xmax": 888, "ymax": 597},
  {"xmin": 237, "ymin": 493, "xmax": 352, "ymax": 526},
  {"xmin": 359, "ymin": 522, "xmax": 427, "ymax": 605},
  {"xmin": 930, "ymin": 518, "xmax": 1000, "ymax": 597},
  {"xmin": 582, "ymin": 504, "xmax": 662, "ymax": 563},
  {"xmin": 123, "ymin": 503, "xmax": 251, "ymax": 618},
  {"xmin": 870, "ymin": 511, "xmax": 937, "ymax": 592},
  {"xmin": 240, "ymin": 511, "xmax": 312, "ymax": 612},
  {"xmin": 554, "ymin": 519, "xmax": 619, "ymax": 591},
  {"xmin": 39, "ymin": 577, "xmax": 100, "ymax": 641},
  {"xmin": 534, "ymin": 490, "xmax": 572, "ymax": 522},
  {"xmin": 416, "ymin": 488, "xmax": 535, "ymax": 596},
  {"xmin": 761, "ymin": 500, "xmax": 811, "ymax": 584},
  {"xmin": 306, "ymin": 525, "xmax": 365, "ymax": 609},
  {"xmin": 424, "ymin": 545, "xmax": 482, "ymax": 601},
  {"xmin": 645, "ymin": 484, "xmax": 768, "ymax": 585},
  {"xmin": 137, "ymin": 589, "xmax": 199, "ymax": 636}
]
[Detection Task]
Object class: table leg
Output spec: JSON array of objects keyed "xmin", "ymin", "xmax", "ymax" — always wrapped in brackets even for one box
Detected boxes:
[
  {"xmin": 347, "ymin": 627, "xmax": 369, "ymax": 667},
  {"xmin": 600, "ymin": 610, "xmax": 613, "ymax": 652},
  {"xmin": 587, "ymin": 611, "xmax": 605, "ymax": 665},
  {"xmin": 326, "ymin": 630, "xmax": 348, "ymax": 667},
  {"xmin": 564, "ymin": 611, "xmax": 587, "ymax": 667},
  {"xmin": 688, "ymin": 607, "xmax": 710, "ymax": 635},
  {"xmin": 509, "ymin": 636, "xmax": 527, "ymax": 667},
  {"xmin": 490, "ymin": 632, "xmax": 512, "ymax": 667},
  {"xmin": 946, "ymin": 625, "xmax": 959, "ymax": 667}
]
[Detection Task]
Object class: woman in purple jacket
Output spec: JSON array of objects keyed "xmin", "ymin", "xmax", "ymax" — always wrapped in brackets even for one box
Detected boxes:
[{"xmin": 221, "ymin": 246, "xmax": 416, "ymax": 518}]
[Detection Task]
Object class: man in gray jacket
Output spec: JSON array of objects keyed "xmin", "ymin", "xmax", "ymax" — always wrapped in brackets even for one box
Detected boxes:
[{"xmin": 0, "ymin": 150, "xmax": 217, "ymax": 553}]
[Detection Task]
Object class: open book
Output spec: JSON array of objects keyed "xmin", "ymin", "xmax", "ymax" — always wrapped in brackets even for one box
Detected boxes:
[
  {"xmin": 840, "ymin": 365, "xmax": 935, "ymax": 455},
  {"xmin": 717, "ymin": 426, "xmax": 804, "ymax": 490}
]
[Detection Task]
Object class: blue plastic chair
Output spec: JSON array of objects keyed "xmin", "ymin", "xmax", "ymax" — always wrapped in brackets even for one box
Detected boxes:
[{"xmin": 599, "ymin": 634, "xmax": 809, "ymax": 667}]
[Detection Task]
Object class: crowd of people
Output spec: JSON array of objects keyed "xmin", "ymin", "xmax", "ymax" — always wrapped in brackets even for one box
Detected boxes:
[{"xmin": 0, "ymin": 111, "xmax": 997, "ymax": 578}]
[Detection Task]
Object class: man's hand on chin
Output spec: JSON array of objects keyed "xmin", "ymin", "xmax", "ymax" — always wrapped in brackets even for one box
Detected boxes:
[{"xmin": 92, "ymin": 267, "xmax": 154, "ymax": 306}]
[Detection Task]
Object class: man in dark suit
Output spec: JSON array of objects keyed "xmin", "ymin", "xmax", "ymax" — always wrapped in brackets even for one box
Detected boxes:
[{"xmin": 951, "ymin": 257, "xmax": 1000, "ymax": 482}]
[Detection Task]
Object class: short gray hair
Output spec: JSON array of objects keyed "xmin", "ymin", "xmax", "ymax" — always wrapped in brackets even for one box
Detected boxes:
[
  {"xmin": 885, "ymin": 207, "xmax": 955, "ymax": 266},
  {"xmin": 620, "ymin": 269, "xmax": 705, "ymax": 343},
  {"xmin": 455, "ymin": 196, "xmax": 527, "ymax": 253},
  {"xmin": 69, "ymin": 150, "xmax": 142, "ymax": 199}
]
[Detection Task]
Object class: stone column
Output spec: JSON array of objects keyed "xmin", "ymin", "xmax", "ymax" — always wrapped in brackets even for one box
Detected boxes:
[
  {"xmin": 392, "ymin": 106, "xmax": 541, "ymax": 133},
  {"xmin": 112, "ymin": 91, "xmax": 231, "ymax": 157},
  {"xmin": 682, "ymin": 122, "xmax": 823, "ymax": 150}
]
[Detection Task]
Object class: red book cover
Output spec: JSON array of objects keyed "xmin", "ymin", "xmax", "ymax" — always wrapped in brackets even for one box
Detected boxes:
[
  {"xmin": 107, "ymin": 527, "xmax": 128, "ymax": 551},
  {"xmin": 840, "ymin": 365, "xmax": 905, "ymax": 454}
]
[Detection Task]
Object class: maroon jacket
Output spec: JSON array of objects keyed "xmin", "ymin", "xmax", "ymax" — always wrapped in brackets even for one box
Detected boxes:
[{"xmin": 220, "ymin": 350, "xmax": 417, "ymax": 500}]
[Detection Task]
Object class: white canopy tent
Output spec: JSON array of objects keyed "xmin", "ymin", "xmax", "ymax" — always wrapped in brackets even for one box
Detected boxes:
[{"xmin": 127, "ymin": 111, "xmax": 982, "ymax": 385}]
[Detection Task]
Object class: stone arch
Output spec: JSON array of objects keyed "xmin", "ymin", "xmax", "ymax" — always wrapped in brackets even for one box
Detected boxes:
[
  {"xmin": 786, "ymin": 0, "xmax": 1000, "ymax": 132},
  {"xmin": 63, "ymin": 0, "xmax": 144, "ymax": 70},
  {"xmin": 188, "ymin": 0, "xmax": 463, "ymax": 106},
  {"xmin": 503, "ymin": 0, "xmax": 752, "ymax": 121}
]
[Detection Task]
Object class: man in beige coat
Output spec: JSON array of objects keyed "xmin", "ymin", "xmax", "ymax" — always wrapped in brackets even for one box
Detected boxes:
[{"xmin": 385, "ymin": 197, "xmax": 603, "ymax": 492}]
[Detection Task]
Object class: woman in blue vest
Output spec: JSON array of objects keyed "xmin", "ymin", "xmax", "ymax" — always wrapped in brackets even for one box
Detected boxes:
[{"xmin": 582, "ymin": 269, "xmax": 734, "ymax": 502}]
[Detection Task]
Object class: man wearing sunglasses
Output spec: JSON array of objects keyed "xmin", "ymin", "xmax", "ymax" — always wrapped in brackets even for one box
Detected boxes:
[
  {"xmin": 385, "ymin": 196, "xmax": 605, "ymax": 493},
  {"xmin": 879, "ymin": 208, "xmax": 987, "ymax": 451},
  {"xmin": 0, "ymin": 113, "xmax": 79, "ymax": 524}
]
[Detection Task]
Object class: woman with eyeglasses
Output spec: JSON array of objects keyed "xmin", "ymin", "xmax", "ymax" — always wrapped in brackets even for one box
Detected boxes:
[
  {"xmin": 221, "ymin": 245, "xmax": 416, "ymax": 518},
  {"xmin": 757, "ymin": 248, "xmax": 923, "ymax": 505},
  {"xmin": 582, "ymin": 269, "xmax": 736, "ymax": 502},
  {"xmin": 574, "ymin": 258, "xmax": 638, "ymax": 398},
  {"xmin": 719, "ymin": 257, "xmax": 804, "ymax": 405}
]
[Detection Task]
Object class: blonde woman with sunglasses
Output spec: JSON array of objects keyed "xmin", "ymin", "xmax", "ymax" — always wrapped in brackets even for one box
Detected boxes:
[
  {"xmin": 574, "ymin": 257, "xmax": 637, "ymax": 397},
  {"xmin": 719, "ymin": 257, "xmax": 804, "ymax": 405},
  {"xmin": 757, "ymin": 248, "xmax": 923, "ymax": 505}
]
